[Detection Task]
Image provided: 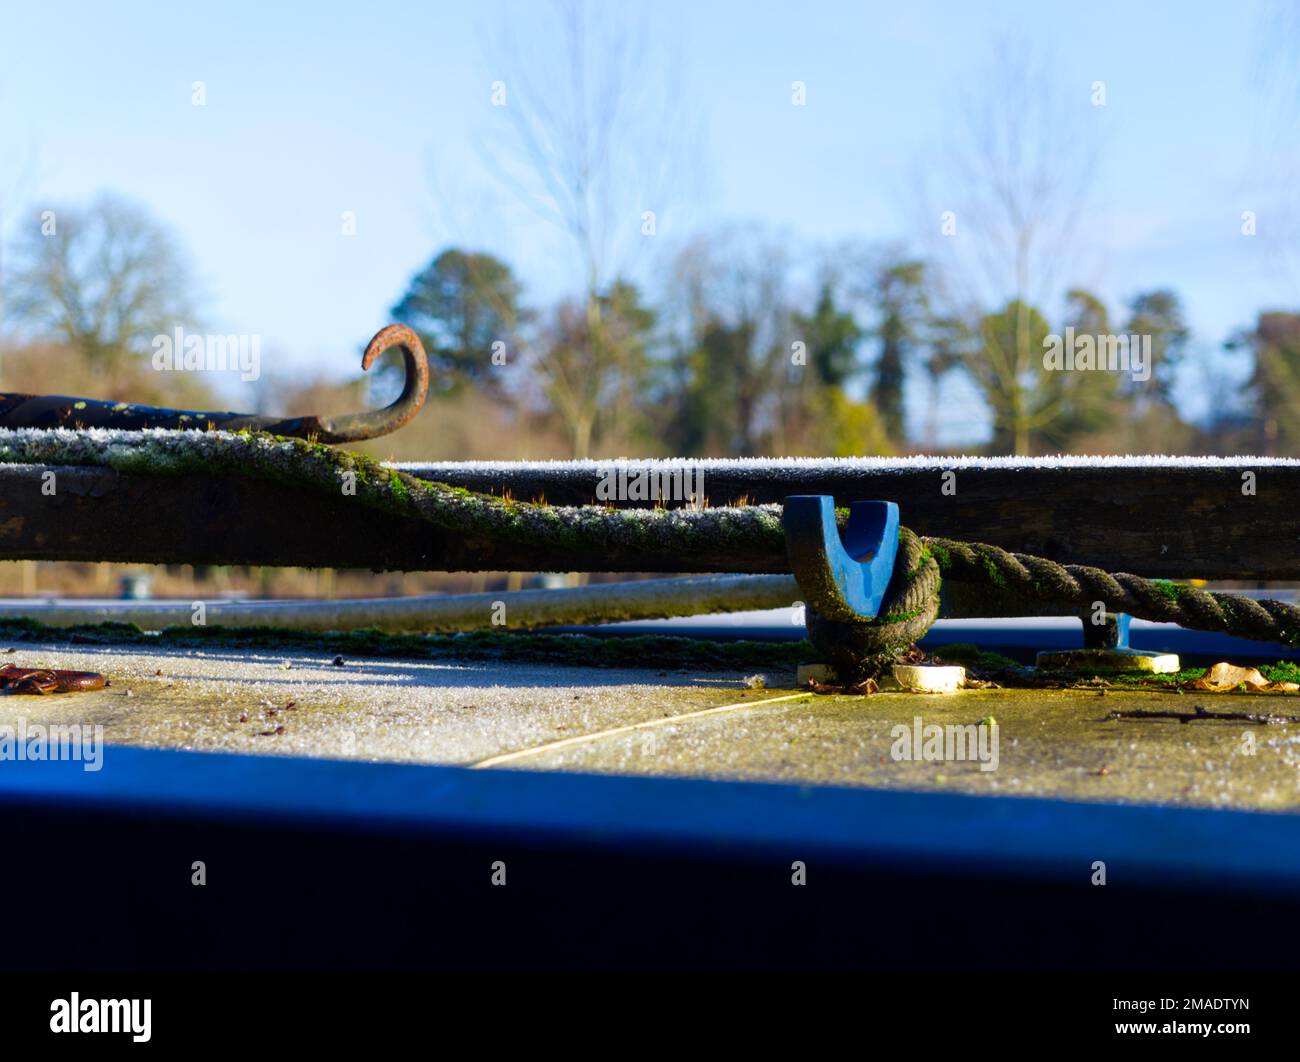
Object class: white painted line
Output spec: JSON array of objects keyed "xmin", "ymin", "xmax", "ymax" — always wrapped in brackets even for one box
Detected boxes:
[{"xmin": 472, "ymin": 691, "xmax": 813, "ymax": 770}]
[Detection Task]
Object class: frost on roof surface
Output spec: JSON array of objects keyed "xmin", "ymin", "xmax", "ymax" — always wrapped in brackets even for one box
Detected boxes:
[
  {"xmin": 392, "ymin": 454, "xmax": 1300, "ymax": 471},
  {"xmin": 0, "ymin": 430, "xmax": 1293, "ymax": 470}
]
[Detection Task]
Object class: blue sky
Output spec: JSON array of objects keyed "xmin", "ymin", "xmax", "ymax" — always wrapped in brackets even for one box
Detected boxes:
[{"xmin": 1, "ymin": 0, "xmax": 1296, "ymax": 442}]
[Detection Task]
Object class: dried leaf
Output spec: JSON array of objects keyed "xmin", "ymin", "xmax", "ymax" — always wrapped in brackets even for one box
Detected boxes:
[{"xmin": 1187, "ymin": 662, "xmax": 1300, "ymax": 693}]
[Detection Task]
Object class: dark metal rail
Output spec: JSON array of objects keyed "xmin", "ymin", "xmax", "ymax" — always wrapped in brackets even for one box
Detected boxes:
[{"xmin": 0, "ymin": 460, "xmax": 1296, "ymax": 578}]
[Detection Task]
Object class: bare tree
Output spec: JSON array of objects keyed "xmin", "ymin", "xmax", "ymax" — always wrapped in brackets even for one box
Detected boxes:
[
  {"xmin": 914, "ymin": 46, "xmax": 1101, "ymax": 453},
  {"xmin": 4, "ymin": 193, "xmax": 198, "ymax": 392},
  {"xmin": 0, "ymin": 117, "xmax": 39, "ymax": 359},
  {"xmin": 1243, "ymin": 0, "xmax": 1300, "ymax": 404},
  {"xmin": 532, "ymin": 280, "xmax": 655, "ymax": 456},
  {"xmin": 477, "ymin": 0, "xmax": 701, "ymax": 455}
]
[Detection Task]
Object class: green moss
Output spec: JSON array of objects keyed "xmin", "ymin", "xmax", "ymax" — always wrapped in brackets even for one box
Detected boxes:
[
  {"xmin": 875, "ymin": 607, "xmax": 925, "ymax": 625},
  {"xmin": 1261, "ymin": 660, "xmax": 1300, "ymax": 684},
  {"xmin": 387, "ymin": 469, "xmax": 412, "ymax": 509},
  {"xmin": 909, "ymin": 543, "xmax": 931, "ymax": 578},
  {"xmin": 1090, "ymin": 667, "xmax": 1202, "ymax": 686},
  {"xmin": 931, "ymin": 643, "xmax": 1019, "ymax": 671},
  {"xmin": 1151, "ymin": 579, "xmax": 1187, "ymax": 602},
  {"xmin": 1049, "ymin": 662, "xmax": 1300, "ymax": 690},
  {"xmin": 980, "ymin": 554, "xmax": 1006, "ymax": 588},
  {"xmin": 0, "ymin": 617, "xmax": 813, "ymax": 672}
]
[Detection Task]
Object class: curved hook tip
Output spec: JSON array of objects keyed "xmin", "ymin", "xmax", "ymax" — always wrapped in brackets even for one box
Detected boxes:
[
  {"xmin": 361, "ymin": 323, "xmax": 427, "ymax": 375},
  {"xmin": 314, "ymin": 324, "xmax": 430, "ymax": 442}
]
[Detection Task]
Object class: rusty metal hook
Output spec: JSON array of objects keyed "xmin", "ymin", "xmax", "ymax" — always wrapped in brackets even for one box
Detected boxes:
[{"xmin": 0, "ymin": 324, "xmax": 429, "ymax": 444}]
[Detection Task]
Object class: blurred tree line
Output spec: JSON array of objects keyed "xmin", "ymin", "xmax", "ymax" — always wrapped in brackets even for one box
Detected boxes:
[
  {"xmin": 383, "ymin": 234, "xmax": 1296, "ymax": 460},
  {"xmin": 3, "ymin": 190, "xmax": 1300, "ymax": 460}
]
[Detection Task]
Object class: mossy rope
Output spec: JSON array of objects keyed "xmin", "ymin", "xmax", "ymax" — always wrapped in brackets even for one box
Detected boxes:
[{"xmin": 2, "ymin": 429, "xmax": 1297, "ymax": 667}]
